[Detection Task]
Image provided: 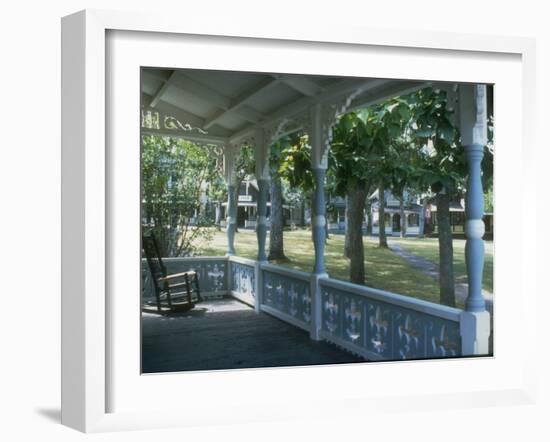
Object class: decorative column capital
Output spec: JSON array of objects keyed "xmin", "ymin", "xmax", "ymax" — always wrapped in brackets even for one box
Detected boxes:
[
  {"xmin": 222, "ymin": 142, "xmax": 238, "ymax": 186},
  {"xmin": 306, "ymin": 90, "xmax": 363, "ymax": 169},
  {"xmin": 459, "ymin": 84, "xmax": 487, "ymax": 146},
  {"xmin": 264, "ymin": 119, "xmax": 289, "ymax": 145}
]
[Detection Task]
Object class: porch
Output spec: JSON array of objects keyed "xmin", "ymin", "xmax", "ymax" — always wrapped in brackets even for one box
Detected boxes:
[
  {"xmin": 142, "ymin": 298, "xmax": 362, "ymax": 373},
  {"xmin": 142, "ymin": 254, "xmax": 470, "ymax": 366},
  {"xmin": 141, "ymin": 68, "xmax": 491, "ymax": 368}
]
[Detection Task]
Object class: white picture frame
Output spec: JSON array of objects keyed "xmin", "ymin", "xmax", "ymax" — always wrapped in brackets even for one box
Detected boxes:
[{"xmin": 61, "ymin": 9, "xmax": 538, "ymax": 433}]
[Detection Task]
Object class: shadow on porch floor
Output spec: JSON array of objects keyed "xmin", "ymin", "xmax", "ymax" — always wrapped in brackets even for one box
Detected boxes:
[{"xmin": 142, "ymin": 298, "xmax": 364, "ymax": 373}]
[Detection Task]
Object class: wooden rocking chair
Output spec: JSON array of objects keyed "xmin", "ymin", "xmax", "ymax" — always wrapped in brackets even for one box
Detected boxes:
[{"xmin": 142, "ymin": 232, "xmax": 202, "ymax": 314}]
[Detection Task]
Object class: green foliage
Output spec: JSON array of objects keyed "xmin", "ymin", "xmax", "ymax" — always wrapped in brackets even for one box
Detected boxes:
[
  {"xmin": 484, "ymin": 188, "xmax": 494, "ymax": 213},
  {"xmin": 407, "ymin": 87, "xmax": 463, "ymax": 195},
  {"xmin": 278, "ymin": 133, "xmax": 314, "ymax": 192},
  {"xmin": 330, "ymin": 111, "xmax": 375, "ymax": 195},
  {"xmin": 141, "ymin": 135, "xmax": 221, "ymax": 256},
  {"xmin": 407, "ymin": 87, "xmax": 494, "ymax": 197},
  {"xmin": 205, "ymin": 146, "xmax": 227, "ymax": 204},
  {"xmin": 277, "ymin": 133, "xmax": 313, "ymax": 221},
  {"xmin": 329, "ymin": 97, "xmax": 417, "ymax": 200},
  {"xmin": 234, "ymin": 143, "xmax": 256, "ymax": 184}
]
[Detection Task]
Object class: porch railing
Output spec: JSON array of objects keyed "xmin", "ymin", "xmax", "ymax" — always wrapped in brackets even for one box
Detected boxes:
[
  {"xmin": 141, "ymin": 256, "xmax": 228, "ymax": 301},
  {"xmin": 318, "ymin": 278, "xmax": 461, "ymax": 360},
  {"xmin": 228, "ymin": 256, "xmax": 257, "ymax": 307},
  {"xmin": 142, "ymin": 255, "xmax": 480, "ymax": 361},
  {"xmin": 260, "ymin": 263, "xmax": 311, "ymax": 331}
]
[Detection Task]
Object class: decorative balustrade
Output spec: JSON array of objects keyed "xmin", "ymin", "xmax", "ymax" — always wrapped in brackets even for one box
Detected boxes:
[
  {"xmin": 260, "ymin": 263, "xmax": 311, "ymax": 331},
  {"xmin": 142, "ymin": 254, "xmax": 482, "ymax": 360},
  {"xmin": 228, "ymin": 256, "xmax": 257, "ymax": 307},
  {"xmin": 141, "ymin": 256, "xmax": 228, "ymax": 300},
  {"xmin": 319, "ymin": 278, "xmax": 462, "ymax": 360}
]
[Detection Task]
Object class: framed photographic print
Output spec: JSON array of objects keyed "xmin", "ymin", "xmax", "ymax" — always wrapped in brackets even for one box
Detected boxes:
[{"xmin": 61, "ymin": 9, "xmax": 537, "ymax": 433}]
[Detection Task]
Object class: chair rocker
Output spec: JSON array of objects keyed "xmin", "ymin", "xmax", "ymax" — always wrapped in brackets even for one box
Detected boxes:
[{"xmin": 142, "ymin": 233, "xmax": 202, "ymax": 314}]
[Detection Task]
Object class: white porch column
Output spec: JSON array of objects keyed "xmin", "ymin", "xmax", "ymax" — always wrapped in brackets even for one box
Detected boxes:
[
  {"xmin": 254, "ymin": 127, "xmax": 270, "ymax": 263},
  {"xmin": 458, "ymin": 84, "xmax": 491, "ymax": 355},
  {"xmin": 308, "ymin": 103, "xmax": 329, "ymax": 340},
  {"xmin": 309, "ymin": 103, "xmax": 328, "ymax": 275},
  {"xmin": 303, "ymin": 94, "xmax": 363, "ymax": 340},
  {"xmin": 253, "ymin": 127, "xmax": 271, "ymax": 313},
  {"xmin": 223, "ymin": 143, "xmax": 237, "ymax": 256}
]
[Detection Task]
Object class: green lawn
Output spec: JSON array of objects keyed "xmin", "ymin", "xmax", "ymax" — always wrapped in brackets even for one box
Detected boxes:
[
  {"xmin": 194, "ymin": 228, "xmax": 493, "ymax": 307},
  {"xmin": 388, "ymin": 236, "xmax": 493, "ymax": 293}
]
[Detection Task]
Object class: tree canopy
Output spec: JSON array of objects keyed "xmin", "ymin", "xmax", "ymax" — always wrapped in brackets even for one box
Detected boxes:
[{"xmin": 141, "ymin": 135, "xmax": 221, "ymax": 256}]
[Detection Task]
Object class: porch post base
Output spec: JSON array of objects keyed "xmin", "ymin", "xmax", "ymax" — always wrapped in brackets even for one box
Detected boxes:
[
  {"xmin": 310, "ymin": 273, "xmax": 328, "ymax": 341},
  {"xmin": 460, "ymin": 310, "xmax": 491, "ymax": 356},
  {"xmin": 254, "ymin": 261, "xmax": 263, "ymax": 313}
]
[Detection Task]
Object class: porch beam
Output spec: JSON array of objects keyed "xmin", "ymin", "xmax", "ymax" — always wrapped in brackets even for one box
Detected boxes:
[
  {"xmin": 144, "ymin": 70, "xmax": 233, "ymax": 111},
  {"xmin": 347, "ymin": 80, "xmax": 428, "ymax": 113},
  {"xmin": 229, "ymin": 78, "xmax": 390, "ymax": 145},
  {"xmin": 204, "ymin": 78, "xmax": 279, "ymax": 130},
  {"xmin": 272, "ymin": 74, "xmax": 324, "ymax": 97},
  {"xmin": 234, "ymin": 105, "xmax": 264, "ymax": 124},
  {"xmin": 140, "ymin": 128, "xmax": 227, "ymax": 146},
  {"xmin": 142, "ymin": 96, "xmax": 208, "ymax": 130},
  {"xmin": 149, "ymin": 70, "xmax": 177, "ymax": 108}
]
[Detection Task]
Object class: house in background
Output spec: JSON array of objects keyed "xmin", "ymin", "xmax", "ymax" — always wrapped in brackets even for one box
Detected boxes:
[
  {"xmin": 220, "ymin": 177, "xmax": 302, "ymax": 229},
  {"xmin": 214, "ymin": 182, "xmax": 493, "ymax": 239},
  {"xmin": 369, "ymin": 189, "xmax": 423, "ymax": 236},
  {"xmin": 330, "ymin": 189, "xmax": 494, "ymax": 239},
  {"xmin": 424, "ymin": 197, "xmax": 494, "ymax": 239}
]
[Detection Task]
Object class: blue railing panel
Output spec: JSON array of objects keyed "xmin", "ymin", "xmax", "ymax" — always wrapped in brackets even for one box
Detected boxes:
[
  {"xmin": 142, "ymin": 257, "xmax": 228, "ymax": 299},
  {"xmin": 426, "ymin": 317, "xmax": 461, "ymax": 358},
  {"xmin": 320, "ymin": 282, "xmax": 461, "ymax": 360},
  {"xmin": 391, "ymin": 306, "xmax": 426, "ymax": 359},
  {"xmin": 229, "ymin": 259, "xmax": 256, "ymax": 305},
  {"xmin": 262, "ymin": 267, "xmax": 311, "ymax": 327},
  {"xmin": 364, "ymin": 298, "xmax": 393, "ymax": 358}
]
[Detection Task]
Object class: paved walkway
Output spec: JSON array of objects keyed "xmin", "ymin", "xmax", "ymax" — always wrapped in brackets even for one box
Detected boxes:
[
  {"xmin": 142, "ymin": 298, "xmax": 363, "ymax": 373},
  {"xmin": 388, "ymin": 241, "xmax": 493, "ymax": 314}
]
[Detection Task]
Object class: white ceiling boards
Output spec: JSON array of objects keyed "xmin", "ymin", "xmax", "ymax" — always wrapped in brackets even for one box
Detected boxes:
[{"xmin": 140, "ymin": 67, "xmax": 425, "ymax": 145}]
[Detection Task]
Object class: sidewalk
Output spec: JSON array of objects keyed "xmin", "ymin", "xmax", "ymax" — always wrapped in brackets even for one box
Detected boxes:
[{"xmin": 388, "ymin": 241, "xmax": 494, "ymax": 315}]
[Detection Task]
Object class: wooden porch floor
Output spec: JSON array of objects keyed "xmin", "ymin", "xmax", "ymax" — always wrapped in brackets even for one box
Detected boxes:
[{"xmin": 142, "ymin": 298, "xmax": 364, "ymax": 373}]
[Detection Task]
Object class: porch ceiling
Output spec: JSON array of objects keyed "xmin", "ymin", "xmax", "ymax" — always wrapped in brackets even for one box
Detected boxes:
[{"xmin": 141, "ymin": 67, "xmax": 430, "ymax": 146}]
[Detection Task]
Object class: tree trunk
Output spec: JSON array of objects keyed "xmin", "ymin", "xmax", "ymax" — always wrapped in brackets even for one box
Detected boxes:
[
  {"xmin": 399, "ymin": 192, "xmax": 406, "ymax": 238},
  {"xmin": 437, "ymin": 192, "xmax": 455, "ymax": 307},
  {"xmin": 268, "ymin": 171, "xmax": 287, "ymax": 261},
  {"xmin": 347, "ymin": 186, "xmax": 367, "ymax": 284},
  {"xmin": 344, "ymin": 195, "xmax": 351, "ymax": 258},
  {"xmin": 418, "ymin": 198, "xmax": 426, "ymax": 238},
  {"xmin": 378, "ymin": 183, "xmax": 388, "ymax": 248},
  {"xmin": 300, "ymin": 198, "xmax": 306, "ymax": 227}
]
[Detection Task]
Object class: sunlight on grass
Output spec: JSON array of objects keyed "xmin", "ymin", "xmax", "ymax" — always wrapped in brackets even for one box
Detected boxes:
[
  {"xmin": 194, "ymin": 228, "xmax": 478, "ymax": 307},
  {"xmin": 388, "ymin": 237, "xmax": 493, "ymax": 293}
]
